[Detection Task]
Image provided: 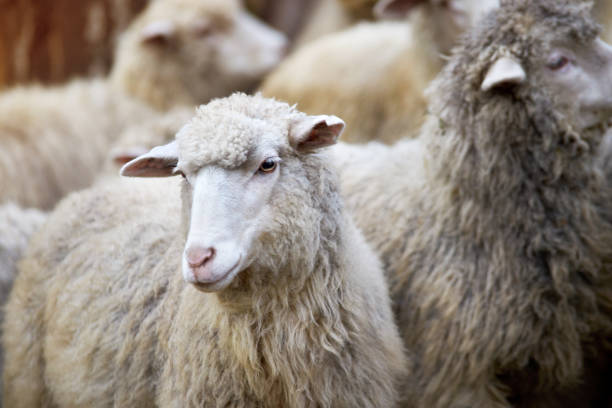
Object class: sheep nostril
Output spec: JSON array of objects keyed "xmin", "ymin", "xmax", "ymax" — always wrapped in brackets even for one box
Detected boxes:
[{"xmin": 185, "ymin": 246, "xmax": 215, "ymax": 268}]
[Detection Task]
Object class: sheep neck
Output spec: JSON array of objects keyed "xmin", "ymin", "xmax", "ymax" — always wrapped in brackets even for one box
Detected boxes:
[
  {"xmin": 422, "ymin": 110, "xmax": 612, "ymax": 293},
  {"xmin": 196, "ymin": 215, "xmax": 361, "ymax": 405}
]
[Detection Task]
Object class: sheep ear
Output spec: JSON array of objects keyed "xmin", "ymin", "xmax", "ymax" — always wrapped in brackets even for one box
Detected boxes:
[
  {"xmin": 290, "ymin": 115, "xmax": 345, "ymax": 152},
  {"xmin": 111, "ymin": 146, "xmax": 151, "ymax": 166},
  {"xmin": 140, "ymin": 20, "xmax": 176, "ymax": 45},
  {"xmin": 374, "ymin": 0, "xmax": 424, "ymax": 20},
  {"xmin": 120, "ymin": 141, "xmax": 179, "ymax": 177},
  {"xmin": 481, "ymin": 57, "xmax": 526, "ymax": 92}
]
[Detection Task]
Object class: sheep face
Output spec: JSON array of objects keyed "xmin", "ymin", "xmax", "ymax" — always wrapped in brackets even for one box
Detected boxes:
[
  {"xmin": 141, "ymin": 8, "xmax": 287, "ymax": 94},
  {"xmin": 538, "ymin": 38, "xmax": 612, "ymax": 130},
  {"xmin": 113, "ymin": 0, "xmax": 287, "ymax": 107},
  {"xmin": 120, "ymin": 95, "xmax": 344, "ymax": 292},
  {"xmin": 479, "ymin": 35, "xmax": 612, "ymax": 131}
]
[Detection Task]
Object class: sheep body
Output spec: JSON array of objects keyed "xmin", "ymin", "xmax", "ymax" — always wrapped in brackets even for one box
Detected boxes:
[
  {"xmin": 3, "ymin": 94, "xmax": 408, "ymax": 407},
  {"xmin": 0, "ymin": 79, "xmax": 152, "ymax": 209},
  {"xmin": 332, "ymin": 1, "xmax": 612, "ymax": 406}
]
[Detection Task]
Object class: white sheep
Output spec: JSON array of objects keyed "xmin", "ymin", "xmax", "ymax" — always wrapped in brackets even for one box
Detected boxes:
[
  {"xmin": 3, "ymin": 93, "xmax": 408, "ymax": 407},
  {"xmin": 0, "ymin": 0, "xmax": 287, "ymax": 210},
  {"xmin": 260, "ymin": 0, "xmax": 499, "ymax": 144},
  {"xmin": 331, "ymin": 0, "xmax": 612, "ymax": 405},
  {"xmin": 109, "ymin": 0, "xmax": 287, "ymax": 111}
]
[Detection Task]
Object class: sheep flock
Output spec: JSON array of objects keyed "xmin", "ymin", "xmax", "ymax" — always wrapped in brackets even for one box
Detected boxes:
[{"xmin": 2, "ymin": 0, "xmax": 612, "ymax": 407}]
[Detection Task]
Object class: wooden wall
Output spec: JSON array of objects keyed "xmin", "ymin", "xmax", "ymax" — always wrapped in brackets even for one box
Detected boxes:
[{"xmin": 0, "ymin": 0, "xmax": 148, "ymax": 89}]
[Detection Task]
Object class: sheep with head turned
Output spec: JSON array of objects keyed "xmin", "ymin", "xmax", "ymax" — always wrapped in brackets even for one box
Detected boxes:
[
  {"xmin": 0, "ymin": 0, "xmax": 287, "ymax": 211},
  {"xmin": 110, "ymin": 0, "xmax": 287, "ymax": 111},
  {"xmin": 2, "ymin": 93, "xmax": 408, "ymax": 408},
  {"xmin": 260, "ymin": 0, "xmax": 499, "ymax": 144},
  {"xmin": 331, "ymin": 0, "xmax": 612, "ymax": 406}
]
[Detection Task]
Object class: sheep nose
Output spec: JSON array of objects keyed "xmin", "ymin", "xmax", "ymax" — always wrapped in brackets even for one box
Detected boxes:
[{"xmin": 185, "ymin": 246, "xmax": 215, "ymax": 268}]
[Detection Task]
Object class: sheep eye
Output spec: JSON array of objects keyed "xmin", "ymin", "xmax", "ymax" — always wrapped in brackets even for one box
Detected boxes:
[
  {"xmin": 547, "ymin": 55, "xmax": 570, "ymax": 71},
  {"xmin": 258, "ymin": 158, "xmax": 278, "ymax": 174}
]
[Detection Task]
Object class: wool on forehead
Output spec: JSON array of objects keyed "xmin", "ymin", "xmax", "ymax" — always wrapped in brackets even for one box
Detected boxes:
[{"xmin": 177, "ymin": 93, "xmax": 304, "ymax": 169}]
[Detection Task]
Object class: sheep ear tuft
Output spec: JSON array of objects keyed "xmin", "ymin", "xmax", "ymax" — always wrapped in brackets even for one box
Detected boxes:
[
  {"xmin": 120, "ymin": 141, "xmax": 179, "ymax": 178},
  {"xmin": 374, "ymin": 0, "xmax": 424, "ymax": 20},
  {"xmin": 140, "ymin": 20, "xmax": 176, "ymax": 46},
  {"xmin": 290, "ymin": 115, "xmax": 345, "ymax": 153},
  {"xmin": 481, "ymin": 57, "xmax": 526, "ymax": 92}
]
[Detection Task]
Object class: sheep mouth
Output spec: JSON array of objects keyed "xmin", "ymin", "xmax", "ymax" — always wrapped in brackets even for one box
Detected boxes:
[{"xmin": 191, "ymin": 257, "xmax": 242, "ymax": 292}]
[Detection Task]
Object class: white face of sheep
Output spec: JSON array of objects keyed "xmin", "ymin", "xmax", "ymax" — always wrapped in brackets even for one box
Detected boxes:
[
  {"xmin": 139, "ymin": 9, "xmax": 287, "ymax": 93},
  {"xmin": 481, "ymin": 37, "xmax": 612, "ymax": 130},
  {"xmin": 120, "ymin": 114, "xmax": 344, "ymax": 292}
]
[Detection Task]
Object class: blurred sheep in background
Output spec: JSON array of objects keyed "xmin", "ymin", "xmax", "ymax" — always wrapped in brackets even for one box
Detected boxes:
[{"xmin": 261, "ymin": 0, "xmax": 500, "ymax": 144}]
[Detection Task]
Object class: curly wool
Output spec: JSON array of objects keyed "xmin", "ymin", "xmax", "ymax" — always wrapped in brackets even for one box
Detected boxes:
[
  {"xmin": 177, "ymin": 94, "xmax": 304, "ymax": 170},
  {"xmin": 3, "ymin": 94, "xmax": 407, "ymax": 408},
  {"xmin": 336, "ymin": 1, "xmax": 612, "ymax": 406}
]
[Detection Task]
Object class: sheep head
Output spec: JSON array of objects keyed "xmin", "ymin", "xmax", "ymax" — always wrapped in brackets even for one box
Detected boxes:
[
  {"xmin": 111, "ymin": 0, "xmax": 287, "ymax": 110},
  {"xmin": 121, "ymin": 94, "xmax": 345, "ymax": 292},
  {"xmin": 428, "ymin": 0, "xmax": 612, "ymax": 154}
]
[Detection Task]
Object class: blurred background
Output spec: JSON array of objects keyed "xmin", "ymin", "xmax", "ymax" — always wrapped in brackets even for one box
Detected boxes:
[{"xmin": 0, "ymin": 0, "xmax": 364, "ymax": 89}]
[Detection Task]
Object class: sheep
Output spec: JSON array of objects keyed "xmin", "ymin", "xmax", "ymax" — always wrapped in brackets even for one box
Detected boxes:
[
  {"xmin": 260, "ymin": 0, "xmax": 499, "ymax": 144},
  {"xmin": 2, "ymin": 93, "xmax": 408, "ymax": 408},
  {"xmin": 328, "ymin": 1, "xmax": 612, "ymax": 406},
  {"xmin": 0, "ymin": 80, "xmax": 154, "ymax": 210},
  {"xmin": 0, "ymin": 0, "xmax": 288, "ymax": 210},
  {"xmin": 109, "ymin": 0, "xmax": 288, "ymax": 111}
]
